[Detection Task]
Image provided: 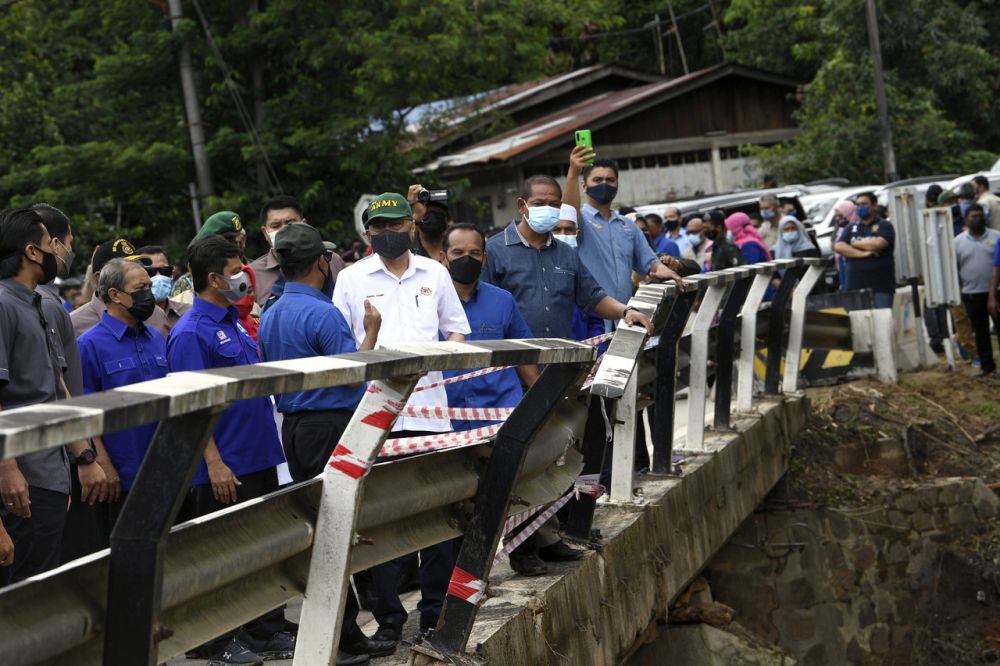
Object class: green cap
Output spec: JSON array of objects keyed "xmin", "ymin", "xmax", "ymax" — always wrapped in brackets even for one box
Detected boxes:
[
  {"xmin": 196, "ymin": 211, "xmax": 244, "ymax": 239},
  {"xmin": 273, "ymin": 223, "xmax": 325, "ymax": 264},
  {"xmin": 365, "ymin": 193, "xmax": 412, "ymax": 225},
  {"xmin": 937, "ymin": 189, "xmax": 957, "ymax": 206}
]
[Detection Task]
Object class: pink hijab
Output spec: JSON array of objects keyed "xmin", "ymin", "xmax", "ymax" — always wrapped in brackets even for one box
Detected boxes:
[
  {"xmin": 725, "ymin": 212, "xmax": 773, "ymax": 259},
  {"xmin": 834, "ymin": 200, "xmax": 859, "ymax": 224}
]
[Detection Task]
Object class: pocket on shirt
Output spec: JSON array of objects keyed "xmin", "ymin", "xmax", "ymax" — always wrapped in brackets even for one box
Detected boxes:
[
  {"xmin": 215, "ymin": 343, "xmax": 241, "ymax": 367},
  {"xmin": 155, "ymin": 355, "xmax": 168, "ymax": 369},
  {"xmin": 104, "ymin": 357, "xmax": 138, "ymax": 375}
]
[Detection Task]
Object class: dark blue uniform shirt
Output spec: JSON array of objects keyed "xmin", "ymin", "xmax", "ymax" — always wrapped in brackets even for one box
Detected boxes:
[
  {"xmin": 167, "ymin": 297, "xmax": 284, "ymax": 485},
  {"xmin": 444, "ymin": 282, "xmax": 533, "ymax": 431},
  {"xmin": 78, "ymin": 312, "xmax": 168, "ymax": 490},
  {"xmin": 259, "ymin": 282, "xmax": 365, "ymax": 413},
  {"xmin": 482, "ymin": 222, "xmax": 607, "ymax": 339},
  {"xmin": 840, "ymin": 217, "xmax": 896, "ymax": 294}
]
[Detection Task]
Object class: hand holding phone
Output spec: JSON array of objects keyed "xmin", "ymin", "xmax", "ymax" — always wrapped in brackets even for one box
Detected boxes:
[{"xmin": 575, "ymin": 130, "xmax": 595, "ymax": 165}]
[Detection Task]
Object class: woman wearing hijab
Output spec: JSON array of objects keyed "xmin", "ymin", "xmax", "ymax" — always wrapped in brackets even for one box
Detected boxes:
[
  {"xmin": 774, "ymin": 215, "xmax": 820, "ymax": 260},
  {"xmin": 725, "ymin": 211, "xmax": 773, "ymax": 264},
  {"xmin": 832, "ymin": 200, "xmax": 859, "ymax": 292}
]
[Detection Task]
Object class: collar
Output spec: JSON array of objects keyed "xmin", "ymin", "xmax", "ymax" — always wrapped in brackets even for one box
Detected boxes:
[
  {"xmin": 192, "ymin": 296, "xmax": 234, "ymax": 323},
  {"xmin": 360, "ymin": 252, "xmax": 417, "ymax": 280},
  {"xmin": 282, "ymin": 281, "xmax": 330, "ymax": 302},
  {"xmin": 0, "ymin": 278, "xmax": 39, "ymax": 305},
  {"xmin": 98, "ymin": 311, "xmax": 145, "ymax": 341},
  {"xmin": 255, "ymin": 250, "xmax": 280, "ymax": 270},
  {"xmin": 582, "ymin": 203, "xmax": 615, "ymax": 223},
  {"xmin": 505, "ymin": 221, "xmax": 553, "ymax": 248}
]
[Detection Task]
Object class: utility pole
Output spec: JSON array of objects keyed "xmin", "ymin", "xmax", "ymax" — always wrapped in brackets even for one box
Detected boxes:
[
  {"xmin": 865, "ymin": 0, "xmax": 898, "ymax": 182},
  {"xmin": 168, "ymin": 0, "xmax": 214, "ymax": 217},
  {"xmin": 666, "ymin": 0, "xmax": 689, "ymax": 75},
  {"xmin": 652, "ymin": 14, "xmax": 666, "ymax": 76}
]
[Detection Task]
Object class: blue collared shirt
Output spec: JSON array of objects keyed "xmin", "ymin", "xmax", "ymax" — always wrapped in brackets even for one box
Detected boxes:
[
  {"xmin": 167, "ymin": 297, "xmax": 284, "ymax": 485},
  {"xmin": 482, "ymin": 222, "xmax": 607, "ymax": 339},
  {"xmin": 578, "ymin": 203, "xmax": 658, "ymax": 305},
  {"xmin": 259, "ymin": 282, "xmax": 365, "ymax": 413},
  {"xmin": 444, "ymin": 282, "xmax": 533, "ymax": 431},
  {"xmin": 78, "ymin": 312, "xmax": 168, "ymax": 491},
  {"xmin": 651, "ymin": 232, "xmax": 680, "ymax": 257}
]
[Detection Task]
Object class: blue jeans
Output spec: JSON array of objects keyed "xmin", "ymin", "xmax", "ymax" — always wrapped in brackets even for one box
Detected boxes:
[{"xmin": 873, "ymin": 291, "xmax": 894, "ymax": 309}]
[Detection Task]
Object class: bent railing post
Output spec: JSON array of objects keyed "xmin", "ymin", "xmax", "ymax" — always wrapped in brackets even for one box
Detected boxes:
[
  {"xmin": 736, "ymin": 264, "xmax": 777, "ymax": 412},
  {"xmin": 685, "ymin": 275, "xmax": 732, "ymax": 451},
  {"xmin": 103, "ymin": 407, "xmax": 222, "ymax": 666},
  {"xmin": 782, "ymin": 259, "xmax": 826, "ymax": 392},
  {"xmin": 608, "ymin": 370, "xmax": 639, "ymax": 502},
  {"xmin": 713, "ymin": 269, "xmax": 754, "ymax": 430},
  {"xmin": 651, "ymin": 286, "xmax": 699, "ymax": 473},
  {"xmin": 426, "ymin": 362, "xmax": 587, "ymax": 657},
  {"xmin": 764, "ymin": 259, "xmax": 804, "ymax": 395}
]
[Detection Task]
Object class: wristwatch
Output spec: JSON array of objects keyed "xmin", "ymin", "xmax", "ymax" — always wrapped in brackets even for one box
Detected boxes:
[
  {"xmin": 75, "ymin": 448, "xmax": 97, "ymax": 465},
  {"xmin": 623, "ymin": 306, "xmax": 637, "ymax": 319}
]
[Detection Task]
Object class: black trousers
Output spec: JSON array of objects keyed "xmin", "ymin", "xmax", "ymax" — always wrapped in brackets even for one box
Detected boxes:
[
  {"xmin": 60, "ymin": 464, "xmax": 122, "ymax": 564},
  {"xmin": 370, "ymin": 430, "xmax": 457, "ymax": 632},
  {"xmin": 1, "ymin": 486, "xmax": 67, "ymax": 587},
  {"xmin": 962, "ymin": 292, "xmax": 1000, "ymax": 373},
  {"xmin": 279, "ymin": 410, "xmax": 367, "ymax": 645}
]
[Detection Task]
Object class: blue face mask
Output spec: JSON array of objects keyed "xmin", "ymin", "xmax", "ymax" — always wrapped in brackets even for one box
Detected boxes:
[
  {"xmin": 761, "ymin": 209, "xmax": 775, "ymax": 220},
  {"xmin": 688, "ymin": 232, "xmax": 702, "ymax": 246},
  {"xmin": 552, "ymin": 233, "xmax": 578, "ymax": 248},
  {"xmin": 781, "ymin": 230, "xmax": 800, "ymax": 245},
  {"xmin": 525, "ymin": 205, "xmax": 561, "ymax": 234},
  {"xmin": 726, "ymin": 230, "xmax": 735, "ymax": 242},
  {"xmin": 856, "ymin": 205, "xmax": 871, "ymax": 219},
  {"xmin": 150, "ymin": 274, "xmax": 172, "ymax": 302}
]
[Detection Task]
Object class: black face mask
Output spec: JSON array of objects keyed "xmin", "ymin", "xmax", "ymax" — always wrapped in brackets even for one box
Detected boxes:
[
  {"xmin": 664, "ymin": 219, "xmax": 680, "ymax": 232},
  {"xmin": 968, "ymin": 218, "xmax": 986, "ymax": 234},
  {"xmin": 447, "ymin": 255, "xmax": 483, "ymax": 285},
  {"xmin": 371, "ymin": 229, "xmax": 411, "ymax": 260},
  {"xmin": 320, "ymin": 258, "xmax": 335, "ymax": 299},
  {"xmin": 418, "ymin": 211, "xmax": 448, "ymax": 238},
  {"xmin": 125, "ymin": 289, "xmax": 157, "ymax": 322},
  {"xmin": 704, "ymin": 228, "xmax": 719, "ymax": 241},
  {"xmin": 30, "ymin": 245, "xmax": 59, "ymax": 284}
]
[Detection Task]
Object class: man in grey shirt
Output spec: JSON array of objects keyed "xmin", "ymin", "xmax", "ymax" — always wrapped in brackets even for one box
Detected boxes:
[
  {"xmin": 0, "ymin": 208, "xmax": 107, "ymax": 585},
  {"xmin": 955, "ymin": 204, "xmax": 1000, "ymax": 376}
]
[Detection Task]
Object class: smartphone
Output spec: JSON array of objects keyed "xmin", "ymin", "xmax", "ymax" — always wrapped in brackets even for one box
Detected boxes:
[{"xmin": 575, "ymin": 129, "xmax": 594, "ymax": 164}]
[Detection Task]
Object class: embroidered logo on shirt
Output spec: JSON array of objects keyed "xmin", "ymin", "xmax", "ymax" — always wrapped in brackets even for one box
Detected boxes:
[
  {"xmin": 216, "ymin": 330, "xmax": 231, "ymax": 344},
  {"xmin": 420, "ymin": 286, "xmax": 432, "ymax": 296}
]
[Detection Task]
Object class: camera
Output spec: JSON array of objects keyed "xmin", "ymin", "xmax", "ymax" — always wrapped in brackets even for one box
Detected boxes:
[{"xmin": 417, "ymin": 188, "xmax": 449, "ymax": 205}]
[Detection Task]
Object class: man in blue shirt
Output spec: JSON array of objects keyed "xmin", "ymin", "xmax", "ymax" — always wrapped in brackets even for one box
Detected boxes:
[
  {"xmin": 834, "ymin": 191, "xmax": 897, "ymax": 309},
  {"xmin": 78, "ymin": 259, "xmax": 166, "ymax": 528},
  {"xmin": 577, "ymin": 158, "xmax": 682, "ymax": 321},
  {"xmin": 167, "ymin": 234, "xmax": 291, "ymax": 664},
  {"xmin": 439, "ymin": 223, "xmax": 539, "ymax": 431}
]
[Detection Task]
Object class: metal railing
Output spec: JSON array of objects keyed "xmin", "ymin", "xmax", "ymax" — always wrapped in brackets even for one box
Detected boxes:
[{"xmin": 0, "ymin": 257, "xmax": 830, "ymax": 666}]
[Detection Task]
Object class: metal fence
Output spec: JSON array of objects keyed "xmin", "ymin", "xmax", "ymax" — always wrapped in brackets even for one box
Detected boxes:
[{"xmin": 0, "ymin": 257, "xmax": 828, "ymax": 666}]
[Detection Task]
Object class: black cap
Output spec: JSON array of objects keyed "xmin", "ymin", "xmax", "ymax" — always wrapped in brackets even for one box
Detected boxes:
[
  {"xmin": 93, "ymin": 239, "xmax": 151, "ymax": 273},
  {"xmin": 273, "ymin": 223, "xmax": 325, "ymax": 264}
]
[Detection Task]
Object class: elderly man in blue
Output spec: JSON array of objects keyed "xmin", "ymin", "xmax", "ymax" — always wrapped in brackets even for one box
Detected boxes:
[
  {"xmin": 77, "ymin": 259, "xmax": 166, "ymax": 519},
  {"xmin": 439, "ymin": 224, "xmax": 540, "ymax": 431},
  {"xmin": 167, "ymin": 234, "xmax": 290, "ymax": 664},
  {"xmin": 577, "ymin": 157, "xmax": 682, "ymax": 322}
]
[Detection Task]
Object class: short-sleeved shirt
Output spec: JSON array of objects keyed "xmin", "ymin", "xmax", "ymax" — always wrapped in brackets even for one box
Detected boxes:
[
  {"xmin": 992, "ymin": 238, "xmax": 1000, "ymax": 268},
  {"xmin": 444, "ymin": 282, "xmax": 532, "ymax": 431},
  {"xmin": 954, "ymin": 229, "xmax": 1000, "ymax": 294},
  {"xmin": 840, "ymin": 218, "xmax": 896, "ymax": 294},
  {"xmin": 333, "ymin": 252, "xmax": 471, "ymax": 433},
  {"xmin": 78, "ymin": 312, "xmax": 168, "ymax": 490},
  {"xmin": 249, "ymin": 249, "xmax": 346, "ymax": 307},
  {"xmin": 578, "ymin": 204, "xmax": 658, "ymax": 305},
  {"xmin": 481, "ymin": 222, "xmax": 607, "ymax": 339},
  {"xmin": 167, "ymin": 297, "xmax": 284, "ymax": 485},
  {"xmin": 650, "ymin": 232, "xmax": 679, "ymax": 257},
  {"xmin": 37, "ymin": 281, "xmax": 83, "ymax": 398},
  {"xmin": 259, "ymin": 282, "xmax": 364, "ymax": 413},
  {"xmin": 0, "ymin": 279, "xmax": 71, "ymax": 495}
]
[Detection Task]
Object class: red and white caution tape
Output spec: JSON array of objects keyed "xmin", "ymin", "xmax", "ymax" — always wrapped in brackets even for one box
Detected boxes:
[
  {"xmin": 328, "ymin": 443, "xmax": 370, "ymax": 479},
  {"xmin": 501, "ymin": 504, "xmax": 545, "ymax": 536},
  {"xmin": 412, "ymin": 366, "xmax": 514, "ymax": 392},
  {"xmin": 328, "ymin": 381, "xmax": 407, "ymax": 478},
  {"xmin": 581, "ymin": 331, "xmax": 614, "ymax": 347},
  {"xmin": 400, "ymin": 405, "xmax": 515, "ymax": 421},
  {"xmin": 446, "ymin": 566, "xmax": 487, "ymax": 605},
  {"xmin": 378, "ymin": 423, "xmax": 502, "ymax": 458}
]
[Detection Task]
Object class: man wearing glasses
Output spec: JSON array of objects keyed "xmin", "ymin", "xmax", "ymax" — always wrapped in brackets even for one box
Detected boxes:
[{"xmin": 138, "ymin": 245, "xmax": 190, "ymax": 337}]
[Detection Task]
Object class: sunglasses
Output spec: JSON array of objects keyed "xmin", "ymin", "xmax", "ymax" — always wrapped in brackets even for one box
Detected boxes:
[{"xmin": 145, "ymin": 267, "xmax": 173, "ymax": 278}]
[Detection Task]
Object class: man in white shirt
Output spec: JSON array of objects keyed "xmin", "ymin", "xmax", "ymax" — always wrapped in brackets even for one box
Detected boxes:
[{"xmin": 333, "ymin": 192, "xmax": 471, "ymax": 645}]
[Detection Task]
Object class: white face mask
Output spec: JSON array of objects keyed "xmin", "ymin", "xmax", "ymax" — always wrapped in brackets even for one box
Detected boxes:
[{"xmin": 267, "ymin": 229, "xmax": 280, "ymax": 247}]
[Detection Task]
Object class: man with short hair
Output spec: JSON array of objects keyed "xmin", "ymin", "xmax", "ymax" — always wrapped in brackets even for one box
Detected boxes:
[
  {"xmin": 955, "ymin": 204, "xmax": 1000, "ymax": 376},
  {"xmin": 249, "ymin": 195, "xmax": 347, "ymax": 306},
  {"xmin": 703, "ymin": 210, "xmax": 744, "ymax": 271},
  {"xmin": 71, "ymin": 239, "xmax": 164, "ymax": 337},
  {"xmin": 683, "ymin": 216, "xmax": 708, "ymax": 268},
  {"xmin": 972, "ymin": 175, "xmax": 1000, "ymax": 231},
  {"xmin": 333, "ymin": 192, "xmax": 471, "ymax": 646},
  {"xmin": 834, "ymin": 192, "xmax": 897, "ymax": 309},
  {"xmin": 757, "ymin": 194, "xmax": 781, "ymax": 248},
  {"xmin": 577, "ymin": 158, "xmax": 681, "ymax": 326},
  {"xmin": 258, "ymin": 224, "xmax": 389, "ymax": 665},
  {"xmin": 168, "ymin": 234, "xmax": 290, "ymax": 664},
  {"xmin": 137, "ymin": 245, "xmax": 190, "ymax": 336},
  {"xmin": 661, "ymin": 206, "xmax": 691, "ymax": 256},
  {"xmin": 77, "ymin": 259, "xmax": 166, "ymax": 533},
  {"xmin": 0, "ymin": 208, "xmax": 106, "ymax": 585},
  {"xmin": 645, "ymin": 212, "xmax": 677, "ymax": 257}
]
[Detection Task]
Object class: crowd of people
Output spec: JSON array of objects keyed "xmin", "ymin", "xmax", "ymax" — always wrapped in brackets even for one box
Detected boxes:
[{"xmin": 1, "ymin": 140, "xmax": 997, "ymax": 665}]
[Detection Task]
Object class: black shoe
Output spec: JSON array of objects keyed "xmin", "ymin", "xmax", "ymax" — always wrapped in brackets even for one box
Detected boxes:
[
  {"xmin": 979, "ymin": 366, "xmax": 996, "ymax": 377},
  {"xmin": 336, "ymin": 650, "xmax": 370, "ymax": 666},
  {"xmin": 255, "ymin": 631, "xmax": 295, "ymax": 661},
  {"xmin": 206, "ymin": 639, "xmax": 264, "ymax": 666},
  {"xmin": 930, "ymin": 340, "xmax": 945, "ymax": 354},
  {"xmin": 538, "ymin": 540, "xmax": 585, "ymax": 562},
  {"xmin": 343, "ymin": 632, "xmax": 398, "ymax": 657},
  {"xmin": 509, "ymin": 550, "xmax": 548, "ymax": 576}
]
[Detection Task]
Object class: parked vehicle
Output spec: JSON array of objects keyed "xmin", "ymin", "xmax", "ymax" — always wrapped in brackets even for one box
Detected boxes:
[{"xmin": 634, "ymin": 186, "xmax": 810, "ymax": 224}]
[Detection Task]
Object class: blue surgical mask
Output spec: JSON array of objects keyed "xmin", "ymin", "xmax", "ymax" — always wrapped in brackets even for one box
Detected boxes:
[
  {"xmin": 525, "ymin": 205, "xmax": 560, "ymax": 234},
  {"xmin": 552, "ymin": 233, "xmax": 578, "ymax": 248},
  {"xmin": 761, "ymin": 209, "xmax": 775, "ymax": 220},
  {"xmin": 726, "ymin": 230, "xmax": 735, "ymax": 242},
  {"xmin": 856, "ymin": 205, "xmax": 871, "ymax": 219},
  {"xmin": 150, "ymin": 274, "xmax": 172, "ymax": 302},
  {"xmin": 781, "ymin": 230, "xmax": 800, "ymax": 245},
  {"xmin": 688, "ymin": 232, "xmax": 702, "ymax": 246}
]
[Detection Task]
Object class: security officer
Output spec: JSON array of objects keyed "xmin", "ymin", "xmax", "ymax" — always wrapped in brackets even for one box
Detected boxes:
[{"xmin": 170, "ymin": 210, "xmax": 247, "ymax": 300}]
